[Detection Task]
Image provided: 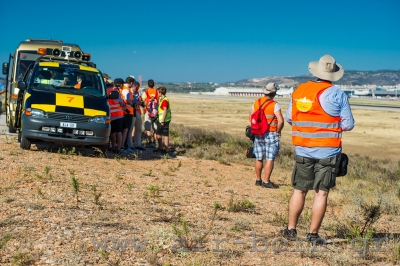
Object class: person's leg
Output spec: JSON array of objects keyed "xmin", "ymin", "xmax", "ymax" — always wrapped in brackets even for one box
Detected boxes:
[
  {"xmin": 116, "ymin": 132, "xmax": 123, "ymax": 150},
  {"xmin": 110, "ymin": 133, "xmax": 116, "ymax": 150},
  {"xmin": 163, "ymin": 135, "xmax": 169, "ymax": 152},
  {"xmin": 125, "ymin": 115, "xmax": 134, "ymax": 148},
  {"xmin": 309, "ymin": 190, "xmax": 329, "ymax": 234},
  {"xmin": 134, "ymin": 114, "xmax": 143, "ymax": 148},
  {"xmin": 263, "ymin": 160, "xmax": 274, "ymax": 182},
  {"xmin": 156, "ymin": 134, "xmax": 162, "ymax": 149},
  {"xmin": 288, "ymin": 189, "xmax": 308, "ymax": 230},
  {"xmin": 255, "ymin": 160, "xmax": 263, "ymax": 181}
]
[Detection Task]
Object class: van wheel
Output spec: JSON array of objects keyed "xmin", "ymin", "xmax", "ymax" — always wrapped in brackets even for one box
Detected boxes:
[
  {"xmin": 20, "ymin": 134, "xmax": 31, "ymax": 150},
  {"xmin": 18, "ymin": 131, "xmax": 21, "ymax": 143},
  {"xmin": 8, "ymin": 116, "xmax": 16, "ymax": 133}
]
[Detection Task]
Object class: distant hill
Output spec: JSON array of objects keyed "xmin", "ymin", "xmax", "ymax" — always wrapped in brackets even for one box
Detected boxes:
[{"xmin": 235, "ymin": 70, "xmax": 400, "ymax": 87}]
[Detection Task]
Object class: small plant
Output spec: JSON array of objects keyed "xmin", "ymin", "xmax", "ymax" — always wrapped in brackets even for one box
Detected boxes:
[
  {"xmin": 44, "ymin": 165, "xmax": 51, "ymax": 175},
  {"xmin": 127, "ymin": 183, "xmax": 134, "ymax": 191},
  {"xmin": 36, "ymin": 188, "xmax": 46, "ymax": 199},
  {"xmin": 0, "ymin": 233, "xmax": 12, "ymax": 249},
  {"xmin": 227, "ymin": 193, "xmax": 255, "ymax": 212},
  {"xmin": 98, "ymin": 249, "xmax": 108, "ymax": 260},
  {"xmin": 147, "ymin": 184, "xmax": 160, "ymax": 198},
  {"xmin": 115, "ymin": 173, "xmax": 122, "ymax": 180},
  {"xmin": 213, "ymin": 201, "xmax": 224, "ymax": 210},
  {"xmin": 71, "ymin": 175, "xmax": 80, "ymax": 208},
  {"xmin": 11, "ymin": 252, "xmax": 30, "ymax": 266},
  {"xmin": 143, "ymin": 169, "xmax": 153, "ymax": 177},
  {"xmin": 393, "ymin": 244, "xmax": 400, "ymax": 262},
  {"xmin": 203, "ymin": 180, "xmax": 211, "ymax": 187},
  {"xmin": 3, "ymin": 197, "xmax": 15, "ymax": 203},
  {"xmin": 91, "ymin": 185, "xmax": 102, "ymax": 206}
]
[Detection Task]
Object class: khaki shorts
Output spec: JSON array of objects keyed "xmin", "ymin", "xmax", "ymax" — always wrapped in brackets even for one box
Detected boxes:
[{"xmin": 291, "ymin": 153, "xmax": 341, "ymax": 192}]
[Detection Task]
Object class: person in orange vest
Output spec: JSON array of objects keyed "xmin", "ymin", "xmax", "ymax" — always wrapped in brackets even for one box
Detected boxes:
[
  {"xmin": 281, "ymin": 55, "xmax": 355, "ymax": 242},
  {"xmin": 142, "ymin": 79, "xmax": 159, "ymax": 148},
  {"xmin": 120, "ymin": 76, "xmax": 136, "ymax": 153},
  {"xmin": 107, "ymin": 78, "xmax": 126, "ymax": 154},
  {"xmin": 250, "ymin": 83, "xmax": 284, "ymax": 189}
]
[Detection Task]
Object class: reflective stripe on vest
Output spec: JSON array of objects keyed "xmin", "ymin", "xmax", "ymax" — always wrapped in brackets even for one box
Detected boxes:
[
  {"xmin": 291, "ymin": 81, "xmax": 342, "ymax": 148},
  {"xmin": 40, "ymin": 79, "xmax": 50, "ymax": 84},
  {"xmin": 107, "ymin": 88, "xmax": 124, "ymax": 118},
  {"xmin": 253, "ymin": 97, "xmax": 277, "ymax": 132},
  {"xmin": 158, "ymin": 96, "xmax": 171, "ymax": 122}
]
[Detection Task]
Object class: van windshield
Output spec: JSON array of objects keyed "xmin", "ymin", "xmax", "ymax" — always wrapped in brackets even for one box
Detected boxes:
[
  {"xmin": 17, "ymin": 51, "xmax": 42, "ymax": 80},
  {"xmin": 32, "ymin": 66, "xmax": 106, "ymax": 97}
]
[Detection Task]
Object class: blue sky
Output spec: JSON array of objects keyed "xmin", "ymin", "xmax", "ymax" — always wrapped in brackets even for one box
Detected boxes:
[{"xmin": 1, "ymin": 0, "xmax": 399, "ymax": 83}]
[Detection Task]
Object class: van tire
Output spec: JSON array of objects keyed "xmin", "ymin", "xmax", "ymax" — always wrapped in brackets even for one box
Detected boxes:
[
  {"xmin": 8, "ymin": 115, "xmax": 16, "ymax": 133},
  {"xmin": 20, "ymin": 134, "xmax": 31, "ymax": 150}
]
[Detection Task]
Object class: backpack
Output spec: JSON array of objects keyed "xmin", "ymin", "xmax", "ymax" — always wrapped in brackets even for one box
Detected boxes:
[
  {"xmin": 250, "ymin": 99, "xmax": 274, "ymax": 135},
  {"xmin": 146, "ymin": 97, "xmax": 158, "ymax": 120}
]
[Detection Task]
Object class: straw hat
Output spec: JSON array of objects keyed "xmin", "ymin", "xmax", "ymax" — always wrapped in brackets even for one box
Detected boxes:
[{"xmin": 308, "ymin": 55, "xmax": 344, "ymax": 81}]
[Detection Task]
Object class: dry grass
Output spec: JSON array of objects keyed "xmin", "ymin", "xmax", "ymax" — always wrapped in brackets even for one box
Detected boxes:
[{"xmin": 0, "ymin": 94, "xmax": 399, "ymax": 265}]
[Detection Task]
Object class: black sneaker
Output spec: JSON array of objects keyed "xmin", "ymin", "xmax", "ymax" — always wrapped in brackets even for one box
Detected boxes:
[
  {"xmin": 305, "ymin": 233, "xmax": 321, "ymax": 243},
  {"xmin": 261, "ymin": 181, "xmax": 279, "ymax": 189},
  {"xmin": 280, "ymin": 227, "xmax": 297, "ymax": 239},
  {"xmin": 135, "ymin": 146, "xmax": 146, "ymax": 151},
  {"xmin": 255, "ymin": 180, "xmax": 262, "ymax": 186}
]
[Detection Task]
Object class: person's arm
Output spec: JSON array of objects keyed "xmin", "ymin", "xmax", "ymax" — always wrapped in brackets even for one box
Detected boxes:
[
  {"xmin": 275, "ymin": 109, "xmax": 284, "ymax": 137},
  {"xmin": 339, "ymin": 92, "xmax": 355, "ymax": 131},
  {"xmin": 285, "ymin": 98, "xmax": 293, "ymax": 125},
  {"xmin": 160, "ymin": 100, "xmax": 168, "ymax": 124}
]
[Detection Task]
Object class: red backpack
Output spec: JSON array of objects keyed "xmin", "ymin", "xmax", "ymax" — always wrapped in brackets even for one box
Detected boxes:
[{"xmin": 250, "ymin": 99, "xmax": 274, "ymax": 135}]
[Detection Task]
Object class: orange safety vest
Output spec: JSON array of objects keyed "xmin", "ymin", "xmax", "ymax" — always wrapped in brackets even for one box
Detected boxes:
[
  {"xmin": 107, "ymin": 87, "xmax": 124, "ymax": 118},
  {"xmin": 291, "ymin": 81, "xmax": 342, "ymax": 148},
  {"xmin": 252, "ymin": 97, "xmax": 278, "ymax": 132},
  {"xmin": 120, "ymin": 85, "xmax": 134, "ymax": 115}
]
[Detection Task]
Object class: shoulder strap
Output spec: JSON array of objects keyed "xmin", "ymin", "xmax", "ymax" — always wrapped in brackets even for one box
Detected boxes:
[{"xmin": 260, "ymin": 99, "xmax": 274, "ymax": 111}]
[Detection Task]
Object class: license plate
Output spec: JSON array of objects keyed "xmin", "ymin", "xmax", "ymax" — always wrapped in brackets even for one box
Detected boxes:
[{"xmin": 60, "ymin": 122, "xmax": 77, "ymax": 128}]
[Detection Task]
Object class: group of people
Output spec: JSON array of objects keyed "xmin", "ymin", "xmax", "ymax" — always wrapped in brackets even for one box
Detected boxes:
[
  {"xmin": 250, "ymin": 54, "xmax": 355, "ymax": 242},
  {"xmin": 104, "ymin": 74, "xmax": 172, "ymax": 155}
]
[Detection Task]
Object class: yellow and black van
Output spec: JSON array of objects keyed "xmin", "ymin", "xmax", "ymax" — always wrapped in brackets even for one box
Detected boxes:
[
  {"xmin": 2, "ymin": 39, "xmax": 84, "ymax": 133},
  {"xmin": 16, "ymin": 48, "xmax": 118, "ymax": 152}
]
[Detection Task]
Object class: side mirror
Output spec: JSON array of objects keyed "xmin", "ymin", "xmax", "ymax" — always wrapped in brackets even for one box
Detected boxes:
[
  {"xmin": 17, "ymin": 80, "xmax": 27, "ymax": 92},
  {"xmin": 108, "ymin": 91, "xmax": 119, "ymax": 99},
  {"xmin": 2, "ymin": 63, "xmax": 9, "ymax": 75}
]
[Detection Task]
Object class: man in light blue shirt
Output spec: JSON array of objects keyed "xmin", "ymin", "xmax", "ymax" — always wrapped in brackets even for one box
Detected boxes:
[{"xmin": 281, "ymin": 55, "xmax": 355, "ymax": 242}]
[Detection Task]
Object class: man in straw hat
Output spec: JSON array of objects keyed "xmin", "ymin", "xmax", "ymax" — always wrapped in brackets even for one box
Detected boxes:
[{"xmin": 281, "ymin": 55, "xmax": 355, "ymax": 242}]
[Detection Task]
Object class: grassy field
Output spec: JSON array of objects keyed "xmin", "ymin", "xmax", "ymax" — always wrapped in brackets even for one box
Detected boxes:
[{"xmin": 0, "ymin": 94, "xmax": 399, "ymax": 265}]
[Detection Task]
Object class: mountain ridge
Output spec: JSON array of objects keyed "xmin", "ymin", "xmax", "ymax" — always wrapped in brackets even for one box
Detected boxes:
[{"xmin": 235, "ymin": 69, "xmax": 400, "ymax": 87}]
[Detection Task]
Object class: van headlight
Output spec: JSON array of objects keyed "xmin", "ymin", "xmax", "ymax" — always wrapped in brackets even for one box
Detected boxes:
[
  {"xmin": 89, "ymin": 116, "xmax": 108, "ymax": 124},
  {"xmin": 25, "ymin": 108, "xmax": 47, "ymax": 118}
]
